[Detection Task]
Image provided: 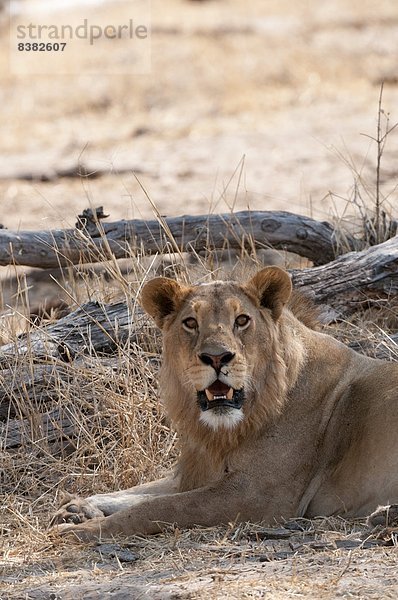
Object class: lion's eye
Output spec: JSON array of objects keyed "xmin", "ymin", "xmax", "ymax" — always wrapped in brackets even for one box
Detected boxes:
[
  {"xmin": 183, "ymin": 317, "xmax": 198, "ymax": 331},
  {"xmin": 235, "ymin": 314, "xmax": 251, "ymax": 329}
]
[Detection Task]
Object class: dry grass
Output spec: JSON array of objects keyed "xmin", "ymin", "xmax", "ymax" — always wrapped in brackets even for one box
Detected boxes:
[
  {"xmin": 1, "ymin": 203, "xmax": 398, "ymax": 597},
  {"xmin": 0, "ymin": 254, "xmax": 175, "ymax": 572},
  {"xmin": 1, "ymin": 0, "xmax": 398, "ymax": 594}
]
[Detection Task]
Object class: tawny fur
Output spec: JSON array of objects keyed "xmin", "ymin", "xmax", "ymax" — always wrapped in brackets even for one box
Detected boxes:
[{"xmin": 51, "ymin": 267, "xmax": 398, "ymax": 541}]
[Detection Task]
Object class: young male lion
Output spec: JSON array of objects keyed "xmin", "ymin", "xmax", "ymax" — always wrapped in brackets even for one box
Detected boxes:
[{"xmin": 52, "ymin": 267, "xmax": 398, "ymax": 540}]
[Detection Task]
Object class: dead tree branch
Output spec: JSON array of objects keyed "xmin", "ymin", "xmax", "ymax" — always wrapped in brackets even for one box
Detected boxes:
[
  {"xmin": 0, "ymin": 210, "xmax": 360, "ymax": 268},
  {"xmin": 0, "ymin": 301, "xmax": 152, "ymax": 366},
  {"xmin": 291, "ymin": 234, "xmax": 398, "ymax": 306}
]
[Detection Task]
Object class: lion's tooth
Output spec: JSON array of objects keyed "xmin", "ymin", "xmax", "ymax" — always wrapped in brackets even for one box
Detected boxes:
[
  {"xmin": 226, "ymin": 388, "xmax": 234, "ymax": 400},
  {"xmin": 205, "ymin": 389, "xmax": 214, "ymax": 401}
]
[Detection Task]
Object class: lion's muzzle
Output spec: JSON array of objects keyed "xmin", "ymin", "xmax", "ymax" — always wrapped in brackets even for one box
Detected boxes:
[{"xmin": 197, "ymin": 380, "xmax": 244, "ymax": 412}]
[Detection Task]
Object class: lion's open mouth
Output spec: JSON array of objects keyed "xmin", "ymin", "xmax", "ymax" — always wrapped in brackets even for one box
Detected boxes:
[{"xmin": 197, "ymin": 380, "xmax": 244, "ymax": 412}]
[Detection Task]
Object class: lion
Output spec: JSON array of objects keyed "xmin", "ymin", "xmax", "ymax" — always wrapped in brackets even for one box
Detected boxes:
[{"xmin": 52, "ymin": 266, "xmax": 398, "ymax": 540}]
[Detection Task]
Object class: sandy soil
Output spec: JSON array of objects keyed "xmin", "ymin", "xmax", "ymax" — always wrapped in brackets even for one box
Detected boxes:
[
  {"xmin": 1, "ymin": 0, "xmax": 398, "ymax": 232},
  {"xmin": 2, "ymin": 521, "xmax": 398, "ymax": 599}
]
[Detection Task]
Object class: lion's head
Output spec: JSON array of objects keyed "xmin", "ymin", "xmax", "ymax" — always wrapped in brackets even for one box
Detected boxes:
[{"xmin": 141, "ymin": 267, "xmax": 307, "ymax": 445}]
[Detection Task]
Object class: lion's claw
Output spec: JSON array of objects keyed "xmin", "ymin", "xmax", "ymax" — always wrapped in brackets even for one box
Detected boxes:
[
  {"xmin": 50, "ymin": 494, "xmax": 105, "ymax": 527},
  {"xmin": 50, "ymin": 520, "xmax": 107, "ymax": 542}
]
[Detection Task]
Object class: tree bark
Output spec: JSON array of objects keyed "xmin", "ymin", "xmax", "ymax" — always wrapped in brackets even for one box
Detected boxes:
[
  {"xmin": 0, "ymin": 210, "xmax": 360, "ymax": 268},
  {"xmin": 0, "ymin": 363, "xmax": 71, "ymax": 419},
  {"xmin": 0, "ymin": 407, "xmax": 76, "ymax": 449},
  {"xmin": 0, "ymin": 301, "xmax": 153, "ymax": 366},
  {"xmin": 291, "ymin": 234, "xmax": 398, "ymax": 306}
]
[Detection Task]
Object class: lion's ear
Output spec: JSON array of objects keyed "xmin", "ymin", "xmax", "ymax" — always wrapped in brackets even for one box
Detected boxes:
[
  {"xmin": 245, "ymin": 267, "xmax": 292, "ymax": 321},
  {"xmin": 140, "ymin": 277, "xmax": 190, "ymax": 328}
]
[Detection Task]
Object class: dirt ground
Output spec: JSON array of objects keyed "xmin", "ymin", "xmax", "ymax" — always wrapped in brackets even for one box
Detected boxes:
[
  {"xmin": 1, "ymin": 1, "xmax": 398, "ymax": 598},
  {"xmin": 1, "ymin": 0, "xmax": 398, "ymax": 232},
  {"xmin": 4, "ymin": 545, "xmax": 398, "ymax": 600},
  {"xmin": 2, "ymin": 518, "xmax": 398, "ymax": 599}
]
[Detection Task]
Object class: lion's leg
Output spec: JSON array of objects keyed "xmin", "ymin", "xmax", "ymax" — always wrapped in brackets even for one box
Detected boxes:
[
  {"xmin": 87, "ymin": 475, "xmax": 180, "ymax": 513},
  {"xmin": 53, "ymin": 471, "xmax": 299, "ymax": 541},
  {"xmin": 51, "ymin": 474, "xmax": 179, "ymax": 526}
]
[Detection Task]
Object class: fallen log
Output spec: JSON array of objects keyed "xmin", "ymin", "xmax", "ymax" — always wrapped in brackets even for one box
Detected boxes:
[
  {"xmin": 349, "ymin": 334, "xmax": 398, "ymax": 360},
  {"xmin": 291, "ymin": 234, "xmax": 398, "ymax": 305},
  {"xmin": 0, "ymin": 353, "xmax": 137, "ymax": 450},
  {"xmin": 0, "ymin": 300, "xmax": 153, "ymax": 366},
  {"xmin": 0, "ymin": 234, "xmax": 396, "ymax": 368},
  {"xmin": 0, "ymin": 210, "xmax": 360, "ymax": 268},
  {"xmin": 0, "ymin": 363, "xmax": 72, "ymax": 420},
  {"xmin": 0, "ymin": 407, "xmax": 75, "ymax": 449}
]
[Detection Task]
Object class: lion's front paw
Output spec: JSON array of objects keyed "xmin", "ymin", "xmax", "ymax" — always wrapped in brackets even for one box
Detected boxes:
[
  {"xmin": 51, "ymin": 518, "xmax": 107, "ymax": 542},
  {"xmin": 367, "ymin": 504, "xmax": 398, "ymax": 528},
  {"xmin": 50, "ymin": 493, "xmax": 105, "ymax": 527}
]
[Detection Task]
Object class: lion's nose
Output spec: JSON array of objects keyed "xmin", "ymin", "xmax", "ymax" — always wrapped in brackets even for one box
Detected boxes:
[{"xmin": 198, "ymin": 351, "xmax": 235, "ymax": 371}]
